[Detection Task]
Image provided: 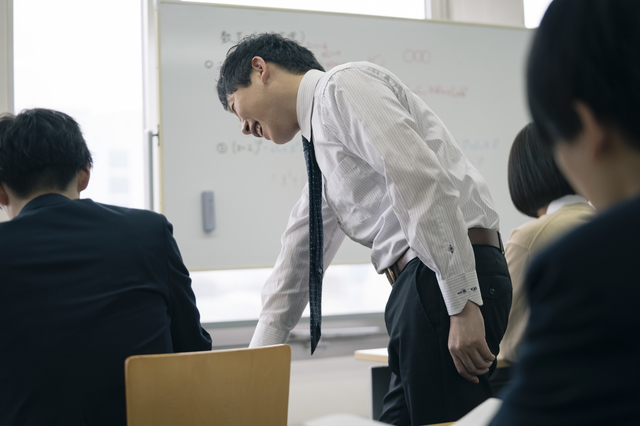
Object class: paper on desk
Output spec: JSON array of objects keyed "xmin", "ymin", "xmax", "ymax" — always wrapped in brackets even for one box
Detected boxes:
[
  {"xmin": 453, "ymin": 398, "xmax": 502, "ymax": 426},
  {"xmin": 303, "ymin": 398, "xmax": 501, "ymax": 426},
  {"xmin": 303, "ymin": 413, "xmax": 389, "ymax": 426}
]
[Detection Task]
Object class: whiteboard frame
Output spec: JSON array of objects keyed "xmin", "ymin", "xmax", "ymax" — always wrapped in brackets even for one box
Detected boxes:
[{"xmin": 159, "ymin": 0, "xmax": 527, "ymax": 31}]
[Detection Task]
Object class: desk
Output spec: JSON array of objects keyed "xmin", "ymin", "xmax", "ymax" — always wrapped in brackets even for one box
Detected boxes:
[
  {"xmin": 355, "ymin": 348, "xmax": 510, "ymax": 368},
  {"xmin": 353, "ymin": 348, "xmax": 388, "ymax": 364},
  {"xmin": 355, "ymin": 348, "xmax": 510, "ymax": 420}
]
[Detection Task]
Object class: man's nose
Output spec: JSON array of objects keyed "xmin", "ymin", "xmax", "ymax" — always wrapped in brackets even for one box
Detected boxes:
[{"xmin": 241, "ymin": 120, "xmax": 251, "ymax": 135}]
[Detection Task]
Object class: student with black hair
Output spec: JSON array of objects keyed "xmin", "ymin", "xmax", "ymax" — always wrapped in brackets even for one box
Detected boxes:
[
  {"xmin": 217, "ymin": 33, "xmax": 512, "ymax": 425},
  {"xmin": 490, "ymin": 0, "xmax": 640, "ymax": 424},
  {"xmin": 0, "ymin": 109, "xmax": 212, "ymax": 426},
  {"xmin": 499, "ymin": 123, "xmax": 593, "ymax": 365}
]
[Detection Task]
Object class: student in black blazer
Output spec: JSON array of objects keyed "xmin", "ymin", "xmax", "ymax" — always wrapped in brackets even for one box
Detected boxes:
[
  {"xmin": 490, "ymin": 0, "xmax": 640, "ymax": 424},
  {"xmin": 0, "ymin": 109, "xmax": 212, "ymax": 426}
]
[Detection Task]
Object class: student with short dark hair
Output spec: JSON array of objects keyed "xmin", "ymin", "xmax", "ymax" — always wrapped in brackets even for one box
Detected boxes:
[
  {"xmin": 217, "ymin": 33, "xmax": 512, "ymax": 425},
  {"xmin": 0, "ymin": 109, "xmax": 93, "ymax": 199},
  {"xmin": 507, "ymin": 123, "xmax": 578, "ymax": 219},
  {"xmin": 490, "ymin": 0, "xmax": 640, "ymax": 424},
  {"xmin": 499, "ymin": 123, "xmax": 593, "ymax": 365},
  {"xmin": 0, "ymin": 108, "xmax": 212, "ymax": 426}
]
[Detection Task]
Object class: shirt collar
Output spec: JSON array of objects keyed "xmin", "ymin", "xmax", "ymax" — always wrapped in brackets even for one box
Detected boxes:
[
  {"xmin": 18, "ymin": 193, "xmax": 73, "ymax": 218},
  {"xmin": 296, "ymin": 69, "xmax": 325, "ymax": 141},
  {"xmin": 547, "ymin": 194, "xmax": 589, "ymax": 215}
]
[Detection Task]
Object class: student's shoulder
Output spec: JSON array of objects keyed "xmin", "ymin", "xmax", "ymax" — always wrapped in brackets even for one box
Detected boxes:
[
  {"xmin": 81, "ymin": 198, "xmax": 156, "ymax": 216},
  {"xmin": 525, "ymin": 198, "xmax": 640, "ymax": 349},
  {"xmin": 319, "ymin": 62, "xmax": 395, "ymax": 92},
  {"xmin": 531, "ymin": 196, "xmax": 640, "ymax": 282},
  {"xmin": 81, "ymin": 199, "xmax": 169, "ymax": 228},
  {"xmin": 507, "ymin": 217, "xmax": 546, "ymax": 249},
  {"xmin": 507, "ymin": 212, "xmax": 566, "ymax": 253},
  {"xmin": 519, "ymin": 203, "xmax": 594, "ymax": 250},
  {"xmin": 549, "ymin": 202, "xmax": 595, "ymax": 227}
]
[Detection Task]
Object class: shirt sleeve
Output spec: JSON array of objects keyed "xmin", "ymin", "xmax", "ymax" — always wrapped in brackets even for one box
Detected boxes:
[
  {"xmin": 320, "ymin": 68, "xmax": 482, "ymax": 315},
  {"xmin": 162, "ymin": 215, "xmax": 213, "ymax": 352},
  {"xmin": 250, "ymin": 183, "xmax": 346, "ymax": 347}
]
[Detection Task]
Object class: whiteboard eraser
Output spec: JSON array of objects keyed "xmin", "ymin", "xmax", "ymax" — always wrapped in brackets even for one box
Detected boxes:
[{"xmin": 201, "ymin": 191, "xmax": 215, "ymax": 232}]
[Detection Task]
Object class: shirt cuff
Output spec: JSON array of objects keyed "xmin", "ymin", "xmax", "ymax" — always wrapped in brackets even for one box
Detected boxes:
[
  {"xmin": 249, "ymin": 320, "xmax": 290, "ymax": 348},
  {"xmin": 439, "ymin": 271, "xmax": 484, "ymax": 315}
]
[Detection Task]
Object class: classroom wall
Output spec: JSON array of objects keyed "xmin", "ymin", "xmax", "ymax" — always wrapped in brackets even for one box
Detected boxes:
[
  {"xmin": 0, "ymin": 0, "xmax": 11, "ymax": 222},
  {"xmin": 0, "ymin": 0, "xmax": 12, "ymax": 114},
  {"xmin": 433, "ymin": 0, "xmax": 525, "ymax": 26}
]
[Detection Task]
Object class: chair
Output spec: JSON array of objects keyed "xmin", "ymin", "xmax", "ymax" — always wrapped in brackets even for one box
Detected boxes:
[{"xmin": 125, "ymin": 344, "xmax": 291, "ymax": 426}]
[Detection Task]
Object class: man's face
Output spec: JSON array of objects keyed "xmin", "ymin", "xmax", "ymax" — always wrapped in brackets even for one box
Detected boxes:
[{"xmin": 226, "ymin": 66, "xmax": 299, "ymax": 145}]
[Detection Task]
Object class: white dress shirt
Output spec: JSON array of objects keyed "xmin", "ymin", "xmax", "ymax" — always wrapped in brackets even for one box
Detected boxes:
[{"xmin": 250, "ymin": 62, "xmax": 500, "ymax": 347}]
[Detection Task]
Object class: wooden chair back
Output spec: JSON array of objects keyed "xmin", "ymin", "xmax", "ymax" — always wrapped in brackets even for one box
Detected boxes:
[{"xmin": 125, "ymin": 345, "xmax": 291, "ymax": 426}]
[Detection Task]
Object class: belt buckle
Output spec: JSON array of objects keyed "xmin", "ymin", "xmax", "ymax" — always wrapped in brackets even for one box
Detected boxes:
[{"xmin": 385, "ymin": 267, "xmax": 397, "ymax": 286}]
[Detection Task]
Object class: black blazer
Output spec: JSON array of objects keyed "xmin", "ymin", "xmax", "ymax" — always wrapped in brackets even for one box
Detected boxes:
[
  {"xmin": 0, "ymin": 194, "xmax": 212, "ymax": 426},
  {"xmin": 490, "ymin": 195, "xmax": 640, "ymax": 425}
]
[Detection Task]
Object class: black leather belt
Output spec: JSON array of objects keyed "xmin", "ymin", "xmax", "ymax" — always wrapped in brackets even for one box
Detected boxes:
[{"xmin": 384, "ymin": 228, "xmax": 503, "ymax": 286}]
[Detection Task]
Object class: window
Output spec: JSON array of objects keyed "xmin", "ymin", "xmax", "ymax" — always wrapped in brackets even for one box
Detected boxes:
[
  {"xmin": 13, "ymin": 0, "xmax": 145, "ymax": 209},
  {"xmin": 193, "ymin": 265, "xmax": 391, "ymax": 323},
  {"xmin": 523, "ymin": 0, "xmax": 553, "ymax": 28}
]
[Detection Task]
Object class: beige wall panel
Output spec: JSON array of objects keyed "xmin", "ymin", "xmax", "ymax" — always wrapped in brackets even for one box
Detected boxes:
[{"xmin": 0, "ymin": 0, "xmax": 13, "ymax": 114}]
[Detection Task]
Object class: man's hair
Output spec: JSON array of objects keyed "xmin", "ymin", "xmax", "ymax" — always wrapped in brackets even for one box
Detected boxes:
[
  {"xmin": 508, "ymin": 123, "xmax": 576, "ymax": 218},
  {"xmin": 216, "ymin": 33, "xmax": 324, "ymax": 110},
  {"xmin": 527, "ymin": 0, "xmax": 640, "ymax": 150},
  {"xmin": 0, "ymin": 108, "xmax": 93, "ymax": 198}
]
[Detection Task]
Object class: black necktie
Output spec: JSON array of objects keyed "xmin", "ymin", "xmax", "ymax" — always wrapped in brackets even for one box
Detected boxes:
[{"xmin": 302, "ymin": 136, "xmax": 323, "ymax": 354}]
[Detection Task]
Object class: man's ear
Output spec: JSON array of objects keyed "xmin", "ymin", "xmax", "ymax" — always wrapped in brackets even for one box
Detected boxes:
[
  {"xmin": 574, "ymin": 101, "xmax": 610, "ymax": 160},
  {"xmin": 0, "ymin": 183, "xmax": 9, "ymax": 207},
  {"xmin": 77, "ymin": 166, "xmax": 91, "ymax": 193},
  {"xmin": 251, "ymin": 56, "xmax": 270, "ymax": 84}
]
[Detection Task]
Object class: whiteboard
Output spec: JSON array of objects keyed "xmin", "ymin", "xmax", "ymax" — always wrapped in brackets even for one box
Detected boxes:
[{"xmin": 158, "ymin": 1, "xmax": 532, "ymax": 271}]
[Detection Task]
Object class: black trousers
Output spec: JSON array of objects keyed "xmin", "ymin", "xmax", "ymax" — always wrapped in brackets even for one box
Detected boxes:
[{"xmin": 379, "ymin": 245, "xmax": 512, "ymax": 426}]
